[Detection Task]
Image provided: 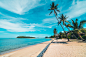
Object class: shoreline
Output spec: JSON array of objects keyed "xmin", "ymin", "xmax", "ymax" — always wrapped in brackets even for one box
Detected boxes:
[
  {"xmin": 0, "ymin": 44, "xmax": 33, "ymax": 55},
  {"xmin": 0, "ymin": 40, "xmax": 52, "ymax": 57}
]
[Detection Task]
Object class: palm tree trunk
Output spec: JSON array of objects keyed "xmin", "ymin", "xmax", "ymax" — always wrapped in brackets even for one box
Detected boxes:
[
  {"xmin": 54, "ymin": 34, "xmax": 55, "ymax": 37},
  {"xmin": 66, "ymin": 26, "xmax": 78, "ymax": 39},
  {"xmin": 77, "ymin": 32, "xmax": 85, "ymax": 41},
  {"xmin": 65, "ymin": 25, "xmax": 85, "ymax": 41},
  {"xmin": 55, "ymin": 16, "xmax": 69, "ymax": 41}
]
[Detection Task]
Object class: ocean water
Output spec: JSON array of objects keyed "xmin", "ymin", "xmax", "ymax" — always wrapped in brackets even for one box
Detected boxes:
[{"xmin": 0, "ymin": 38, "xmax": 51, "ymax": 54}]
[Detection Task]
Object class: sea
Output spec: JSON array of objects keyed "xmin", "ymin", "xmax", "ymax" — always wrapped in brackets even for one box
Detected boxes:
[{"xmin": 0, "ymin": 38, "xmax": 51, "ymax": 55}]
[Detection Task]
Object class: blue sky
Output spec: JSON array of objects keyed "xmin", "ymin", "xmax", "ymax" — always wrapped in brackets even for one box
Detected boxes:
[{"xmin": 0, "ymin": 0, "xmax": 86, "ymax": 38}]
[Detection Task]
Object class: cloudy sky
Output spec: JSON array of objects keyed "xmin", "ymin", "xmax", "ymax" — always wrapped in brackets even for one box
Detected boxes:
[{"xmin": 0, "ymin": 0, "xmax": 86, "ymax": 38}]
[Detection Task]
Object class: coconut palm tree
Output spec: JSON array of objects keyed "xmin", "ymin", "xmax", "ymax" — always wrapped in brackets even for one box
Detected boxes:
[
  {"xmin": 48, "ymin": 2, "xmax": 69, "ymax": 41},
  {"xmin": 54, "ymin": 28, "xmax": 57, "ymax": 37},
  {"xmin": 58, "ymin": 14, "xmax": 78, "ymax": 40},
  {"xmin": 59, "ymin": 14, "xmax": 69, "ymax": 25},
  {"xmin": 48, "ymin": 2, "xmax": 60, "ymax": 15},
  {"xmin": 66, "ymin": 19, "xmax": 86, "ymax": 41},
  {"xmin": 68, "ymin": 19, "xmax": 86, "ymax": 29}
]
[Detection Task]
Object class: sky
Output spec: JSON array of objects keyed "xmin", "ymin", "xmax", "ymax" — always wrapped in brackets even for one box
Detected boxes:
[{"xmin": 0, "ymin": 0, "xmax": 86, "ymax": 38}]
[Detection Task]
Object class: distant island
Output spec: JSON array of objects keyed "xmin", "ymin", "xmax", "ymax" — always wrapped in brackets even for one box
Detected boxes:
[{"xmin": 17, "ymin": 36, "xmax": 35, "ymax": 38}]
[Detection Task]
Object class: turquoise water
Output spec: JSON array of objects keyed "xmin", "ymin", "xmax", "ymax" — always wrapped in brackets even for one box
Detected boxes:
[{"xmin": 0, "ymin": 38, "xmax": 51, "ymax": 54}]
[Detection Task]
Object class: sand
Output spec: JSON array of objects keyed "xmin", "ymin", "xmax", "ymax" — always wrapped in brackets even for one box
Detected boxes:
[
  {"xmin": 1, "ymin": 39, "xmax": 86, "ymax": 57},
  {"xmin": 0, "ymin": 40, "xmax": 52, "ymax": 57},
  {"xmin": 43, "ymin": 39, "xmax": 86, "ymax": 57}
]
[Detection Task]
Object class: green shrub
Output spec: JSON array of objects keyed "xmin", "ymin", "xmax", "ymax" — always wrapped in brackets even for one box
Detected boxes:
[
  {"xmin": 82, "ymin": 36, "xmax": 86, "ymax": 40},
  {"xmin": 68, "ymin": 36, "xmax": 70, "ymax": 39}
]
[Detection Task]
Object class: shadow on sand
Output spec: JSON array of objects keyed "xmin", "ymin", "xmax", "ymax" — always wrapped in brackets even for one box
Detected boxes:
[
  {"xmin": 51, "ymin": 41, "xmax": 68, "ymax": 44},
  {"xmin": 78, "ymin": 40, "xmax": 86, "ymax": 43},
  {"xmin": 70, "ymin": 39, "xmax": 86, "ymax": 43}
]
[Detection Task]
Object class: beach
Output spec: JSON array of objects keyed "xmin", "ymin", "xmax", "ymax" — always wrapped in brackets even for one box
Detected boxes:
[
  {"xmin": 43, "ymin": 39, "xmax": 86, "ymax": 57},
  {"xmin": 0, "ymin": 39, "xmax": 86, "ymax": 57},
  {"xmin": 0, "ymin": 40, "xmax": 52, "ymax": 57}
]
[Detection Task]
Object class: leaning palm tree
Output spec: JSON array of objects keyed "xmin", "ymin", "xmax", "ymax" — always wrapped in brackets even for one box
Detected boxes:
[
  {"xmin": 54, "ymin": 28, "xmax": 57, "ymax": 37},
  {"xmin": 58, "ymin": 14, "xmax": 78, "ymax": 40},
  {"xmin": 48, "ymin": 2, "xmax": 69, "ymax": 41},
  {"xmin": 66, "ymin": 19, "xmax": 86, "ymax": 41}
]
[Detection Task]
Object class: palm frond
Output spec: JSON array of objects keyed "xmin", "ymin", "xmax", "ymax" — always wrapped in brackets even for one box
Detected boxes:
[
  {"xmin": 48, "ymin": 9, "xmax": 51, "ymax": 10},
  {"xmin": 65, "ymin": 21, "xmax": 71, "ymax": 23},
  {"xmin": 64, "ymin": 15, "xmax": 68, "ymax": 19},
  {"xmin": 54, "ymin": 10, "xmax": 57, "ymax": 16},
  {"xmin": 55, "ymin": 4, "xmax": 59, "ymax": 7},
  {"xmin": 79, "ymin": 20, "xmax": 86, "ymax": 28},
  {"xmin": 63, "ymin": 20, "xmax": 65, "ymax": 25},
  {"xmin": 56, "ymin": 9, "xmax": 60, "ymax": 12},
  {"xmin": 76, "ymin": 19, "xmax": 78, "ymax": 21},
  {"xmin": 49, "ymin": 11, "xmax": 53, "ymax": 15},
  {"xmin": 71, "ymin": 19, "xmax": 75, "ymax": 26},
  {"xmin": 75, "ymin": 19, "xmax": 78, "ymax": 24},
  {"xmin": 58, "ymin": 21, "xmax": 61, "ymax": 25},
  {"xmin": 65, "ymin": 24, "xmax": 74, "ymax": 28},
  {"xmin": 52, "ymin": 2, "xmax": 54, "ymax": 7}
]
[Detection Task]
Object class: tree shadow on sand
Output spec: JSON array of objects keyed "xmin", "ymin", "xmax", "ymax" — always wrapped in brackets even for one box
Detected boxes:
[
  {"xmin": 77, "ymin": 40, "xmax": 86, "ymax": 43},
  {"xmin": 51, "ymin": 41, "xmax": 68, "ymax": 44},
  {"xmin": 68, "ymin": 39, "xmax": 86, "ymax": 43}
]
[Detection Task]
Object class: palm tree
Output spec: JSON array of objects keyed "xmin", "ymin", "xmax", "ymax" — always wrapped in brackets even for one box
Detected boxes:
[
  {"xmin": 66, "ymin": 19, "xmax": 86, "ymax": 41},
  {"xmin": 48, "ymin": 2, "xmax": 60, "ymax": 15},
  {"xmin": 58, "ymin": 14, "xmax": 78, "ymax": 40},
  {"xmin": 59, "ymin": 14, "xmax": 69, "ymax": 25},
  {"xmin": 54, "ymin": 28, "xmax": 57, "ymax": 37},
  {"xmin": 48, "ymin": 2, "xmax": 69, "ymax": 41}
]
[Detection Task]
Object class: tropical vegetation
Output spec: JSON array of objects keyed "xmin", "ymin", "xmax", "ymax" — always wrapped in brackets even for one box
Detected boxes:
[
  {"xmin": 48, "ymin": 2, "xmax": 86, "ymax": 41},
  {"xmin": 65, "ymin": 19, "xmax": 86, "ymax": 41}
]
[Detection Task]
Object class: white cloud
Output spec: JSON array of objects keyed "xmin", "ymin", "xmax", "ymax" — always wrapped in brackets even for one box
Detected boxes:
[
  {"xmin": 0, "ymin": 13, "xmax": 57, "ymax": 32},
  {"xmin": 0, "ymin": 31, "xmax": 4, "ymax": 33},
  {"xmin": 61, "ymin": 31, "xmax": 64, "ymax": 33},
  {"xmin": 0, "ymin": 20, "xmax": 35, "ymax": 32},
  {"xmin": 66, "ymin": 1, "xmax": 86, "ymax": 20},
  {"xmin": 0, "ymin": 12, "xmax": 58, "ymax": 32},
  {"xmin": 41, "ymin": 17, "xmax": 58, "ymax": 28},
  {"xmin": 49, "ymin": 27, "xmax": 52, "ymax": 28},
  {"xmin": 0, "ymin": 13, "xmax": 28, "ymax": 22},
  {"xmin": 0, "ymin": 0, "xmax": 44, "ymax": 15},
  {"xmin": 0, "ymin": 19, "xmax": 56, "ymax": 32},
  {"xmin": 0, "ymin": 12, "xmax": 2, "ymax": 14},
  {"xmin": 43, "ymin": 17, "xmax": 57, "ymax": 23},
  {"xmin": 26, "ymin": 23, "xmax": 54, "ymax": 29},
  {"xmin": 51, "ymin": 0, "xmax": 56, "ymax": 1},
  {"xmin": 72, "ymin": 0, "xmax": 75, "ymax": 5}
]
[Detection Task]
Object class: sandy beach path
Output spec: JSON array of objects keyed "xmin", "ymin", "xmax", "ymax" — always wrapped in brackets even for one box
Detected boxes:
[
  {"xmin": 0, "ymin": 40, "xmax": 52, "ymax": 57},
  {"xmin": 43, "ymin": 39, "xmax": 86, "ymax": 57}
]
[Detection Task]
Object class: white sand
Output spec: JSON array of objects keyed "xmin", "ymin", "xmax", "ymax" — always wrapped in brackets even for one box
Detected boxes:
[
  {"xmin": 43, "ymin": 39, "xmax": 86, "ymax": 57},
  {"xmin": 0, "ymin": 40, "xmax": 52, "ymax": 57}
]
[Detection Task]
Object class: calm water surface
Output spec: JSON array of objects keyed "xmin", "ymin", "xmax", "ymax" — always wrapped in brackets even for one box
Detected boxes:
[{"xmin": 0, "ymin": 38, "xmax": 51, "ymax": 54}]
